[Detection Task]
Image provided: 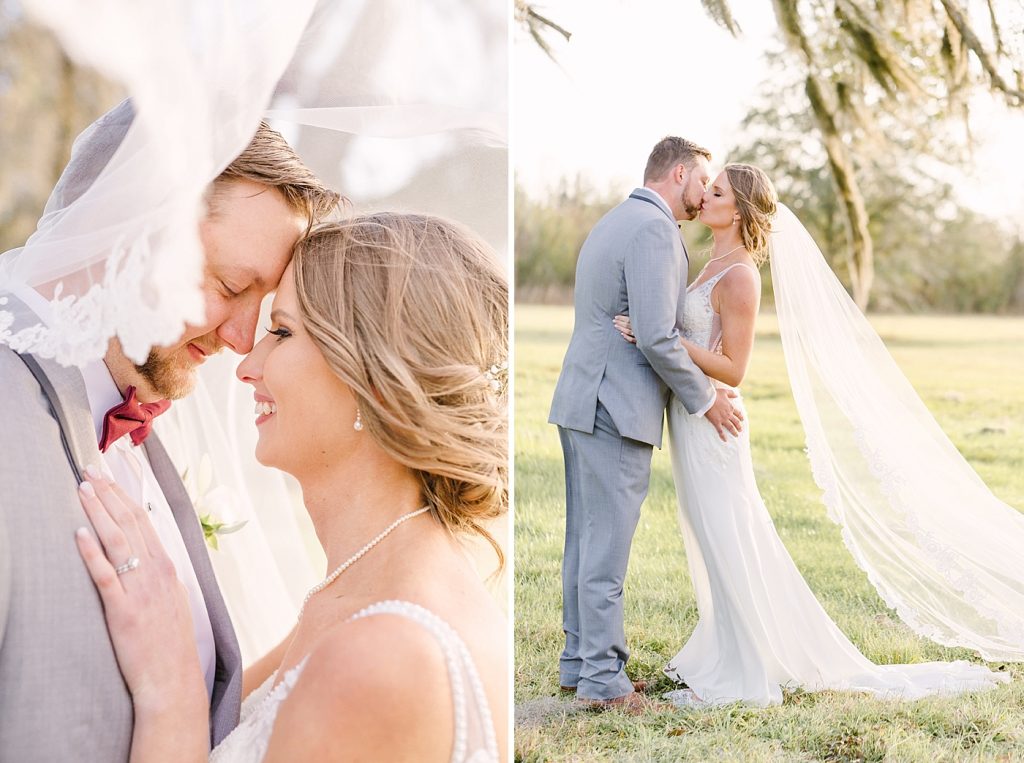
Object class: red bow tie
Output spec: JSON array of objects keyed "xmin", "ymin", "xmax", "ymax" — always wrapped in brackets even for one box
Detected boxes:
[{"xmin": 98, "ymin": 385, "xmax": 171, "ymax": 453}]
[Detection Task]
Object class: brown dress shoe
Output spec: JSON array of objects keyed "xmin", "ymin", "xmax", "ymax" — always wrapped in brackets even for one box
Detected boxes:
[
  {"xmin": 578, "ymin": 691, "xmax": 666, "ymax": 716},
  {"xmin": 560, "ymin": 680, "xmax": 649, "ymax": 694}
]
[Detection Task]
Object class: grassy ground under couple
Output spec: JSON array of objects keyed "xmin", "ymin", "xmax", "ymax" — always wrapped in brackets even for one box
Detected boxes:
[{"xmin": 514, "ymin": 304, "xmax": 1024, "ymax": 762}]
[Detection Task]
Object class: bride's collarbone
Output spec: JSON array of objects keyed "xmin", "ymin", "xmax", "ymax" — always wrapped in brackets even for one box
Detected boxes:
[{"xmin": 290, "ymin": 590, "xmax": 380, "ymax": 635}]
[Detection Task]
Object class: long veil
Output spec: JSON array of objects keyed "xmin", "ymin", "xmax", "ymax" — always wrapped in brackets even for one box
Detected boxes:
[
  {"xmin": 770, "ymin": 203, "xmax": 1024, "ymax": 661},
  {"xmin": 0, "ymin": 0, "xmax": 507, "ymax": 662}
]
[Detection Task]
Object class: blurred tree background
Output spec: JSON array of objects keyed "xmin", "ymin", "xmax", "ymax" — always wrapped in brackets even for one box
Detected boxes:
[
  {"xmin": 0, "ymin": 1, "xmax": 123, "ymax": 253},
  {"xmin": 515, "ymin": 0, "xmax": 1024, "ymax": 312}
]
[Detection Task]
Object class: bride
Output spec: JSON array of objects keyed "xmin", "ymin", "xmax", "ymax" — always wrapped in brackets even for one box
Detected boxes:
[
  {"xmin": 614, "ymin": 163, "xmax": 1019, "ymax": 707},
  {"xmin": 74, "ymin": 212, "xmax": 508, "ymax": 760}
]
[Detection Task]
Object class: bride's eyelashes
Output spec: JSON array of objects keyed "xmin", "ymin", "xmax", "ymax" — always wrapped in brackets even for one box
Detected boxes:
[{"xmin": 266, "ymin": 326, "xmax": 292, "ymax": 341}]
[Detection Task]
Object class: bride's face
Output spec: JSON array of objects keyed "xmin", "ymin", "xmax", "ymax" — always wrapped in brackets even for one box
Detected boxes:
[
  {"xmin": 236, "ymin": 262, "xmax": 360, "ymax": 475},
  {"xmin": 698, "ymin": 171, "xmax": 739, "ymax": 229}
]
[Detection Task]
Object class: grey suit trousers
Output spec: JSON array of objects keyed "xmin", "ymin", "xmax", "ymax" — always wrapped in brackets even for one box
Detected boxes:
[{"xmin": 558, "ymin": 402, "xmax": 653, "ymax": 700}]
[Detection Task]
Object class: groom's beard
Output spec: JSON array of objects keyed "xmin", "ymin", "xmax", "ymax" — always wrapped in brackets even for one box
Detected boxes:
[
  {"xmin": 682, "ymin": 198, "xmax": 702, "ymax": 220},
  {"xmin": 136, "ymin": 338, "xmax": 220, "ymax": 399}
]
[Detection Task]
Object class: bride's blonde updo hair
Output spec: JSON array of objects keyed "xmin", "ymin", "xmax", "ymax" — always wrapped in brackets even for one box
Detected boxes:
[
  {"xmin": 724, "ymin": 163, "xmax": 778, "ymax": 266},
  {"xmin": 292, "ymin": 212, "xmax": 508, "ymax": 567}
]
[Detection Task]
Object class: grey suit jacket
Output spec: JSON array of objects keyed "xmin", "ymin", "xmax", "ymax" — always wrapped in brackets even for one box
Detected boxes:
[
  {"xmin": 0, "ymin": 299, "xmax": 242, "ymax": 761},
  {"xmin": 549, "ymin": 187, "xmax": 714, "ymax": 448}
]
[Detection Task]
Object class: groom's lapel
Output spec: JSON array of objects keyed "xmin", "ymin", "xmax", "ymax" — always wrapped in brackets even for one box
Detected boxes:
[
  {"xmin": 3, "ymin": 293, "xmax": 104, "ymax": 479},
  {"xmin": 143, "ymin": 434, "xmax": 242, "ymax": 744},
  {"xmin": 630, "ymin": 187, "xmax": 689, "ymax": 264},
  {"xmin": 629, "ymin": 187, "xmax": 676, "ymax": 225},
  {"xmin": 143, "ymin": 436, "xmax": 228, "ymax": 621},
  {"xmin": 18, "ymin": 353, "xmax": 103, "ymax": 479}
]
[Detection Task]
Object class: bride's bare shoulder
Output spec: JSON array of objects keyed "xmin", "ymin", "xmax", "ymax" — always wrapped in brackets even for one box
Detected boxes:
[
  {"xmin": 716, "ymin": 261, "xmax": 761, "ymax": 308},
  {"xmin": 263, "ymin": 611, "xmax": 452, "ymax": 762}
]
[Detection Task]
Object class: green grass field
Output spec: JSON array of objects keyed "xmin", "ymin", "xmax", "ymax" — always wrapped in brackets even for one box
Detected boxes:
[{"xmin": 514, "ymin": 305, "xmax": 1024, "ymax": 762}]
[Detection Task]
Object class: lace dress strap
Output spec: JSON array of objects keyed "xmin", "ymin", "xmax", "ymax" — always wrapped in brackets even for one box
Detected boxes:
[
  {"xmin": 715, "ymin": 261, "xmax": 758, "ymax": 280},
  {"xmin": 347, "ymin": 600, "xmax": 500, "ymax": 763},
  {"xmin": 690, "ymin": 261, "xmax": 758, "ymax": 293},
  {"xmin": 683, "ymin": 261, "xmax": 760, "ymax": 354}
]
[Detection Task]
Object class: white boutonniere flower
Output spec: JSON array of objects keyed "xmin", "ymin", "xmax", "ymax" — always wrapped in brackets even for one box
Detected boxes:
[{"xmin": 181, "ymin": 454, "xmax": 247, "ymax": 551}]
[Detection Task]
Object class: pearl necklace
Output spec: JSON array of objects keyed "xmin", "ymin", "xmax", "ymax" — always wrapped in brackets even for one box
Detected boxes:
[
  {"xmin": 298, "ymin": 505, "xmax": 430, "ymax": 619},
  {"xmin": 707, "ymin": 243, "xmax": 746, "ymax": 263}
]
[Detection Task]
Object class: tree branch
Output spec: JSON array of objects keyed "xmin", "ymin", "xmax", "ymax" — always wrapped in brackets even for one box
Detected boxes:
[
  {"xmin": 938, "ymin": 0, "xmax": 1024, "ymax": 106},
  {"xmin": 700, "ymin": 0, "xmax": 742, "ymax": 37},
  {"xmin": 515, "ymin": 2, "xmax": 571, "ymax": 62}
]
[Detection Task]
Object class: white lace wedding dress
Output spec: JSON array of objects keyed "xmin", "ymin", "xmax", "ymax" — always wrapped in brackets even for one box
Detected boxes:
[
  {"xmin": 210, "ymin": 600, "xmax": 500, "ymax": 762},
  {"xmin": 663, "ymin": 263, "xmax": 1011, "ymax": 707}
]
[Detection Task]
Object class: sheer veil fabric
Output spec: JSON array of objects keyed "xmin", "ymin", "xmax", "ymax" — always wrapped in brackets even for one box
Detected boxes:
[
  {"xmin": 0, "ymin": 0, "xmax": 507, "ymax": 660},
  {"xmin": 770, "ymin": 203, "xmax": 1024, "ymax": 661},
  {"xmin": 0, "ymin": 0, "xmax": 506, "ymax": 365},
  {"xmin": 0, "ymin": 0, "xmax": 318, "ymax": 365}
]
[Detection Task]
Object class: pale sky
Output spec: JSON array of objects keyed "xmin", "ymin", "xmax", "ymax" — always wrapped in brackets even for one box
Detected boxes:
[{"xmin": 514, "ymin": 0, "xmax": 1024, "ymax": 233}]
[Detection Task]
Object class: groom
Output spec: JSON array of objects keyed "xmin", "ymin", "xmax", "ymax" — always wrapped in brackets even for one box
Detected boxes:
[
  {"xmin": 0, "ymin": 102, "xmax": 339, "ymax": 760},
  {"xmin": 549, "ymin": 136, "xmax": 742, "ymax": 706}
]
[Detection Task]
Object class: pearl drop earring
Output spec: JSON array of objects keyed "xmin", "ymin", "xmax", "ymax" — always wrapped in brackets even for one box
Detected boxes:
[{"xmin": 353, "ymin": 407, "xmax": 363, "ymax": 431}]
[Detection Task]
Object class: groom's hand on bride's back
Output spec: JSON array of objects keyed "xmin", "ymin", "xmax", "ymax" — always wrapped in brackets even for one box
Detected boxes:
[{"xmin": 705, "ymin": 389, "xmax": 743, "ymax": 442}]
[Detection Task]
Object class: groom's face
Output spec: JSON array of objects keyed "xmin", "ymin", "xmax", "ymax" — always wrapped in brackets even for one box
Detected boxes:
[
  {"xmin": 128, "ymin": 180, "xmax": 305, "ymax": 401},
  {"xmin": 678, "ymin": 159, "xmax": 711, "ymax": 221}
]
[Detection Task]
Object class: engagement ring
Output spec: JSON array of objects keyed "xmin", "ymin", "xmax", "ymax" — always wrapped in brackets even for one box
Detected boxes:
[{"xmin": 114, "ymin": 556, "xmax": 140, "ymax": 576}]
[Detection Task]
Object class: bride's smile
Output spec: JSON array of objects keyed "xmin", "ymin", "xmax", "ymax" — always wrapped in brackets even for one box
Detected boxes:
[
  {"xmin": 236, "ymin": 261, "xmax": 363, "ymax": 474},
  {"xmin": 253, "ymin": 396, "xmax": 276, "ymax": 421}
]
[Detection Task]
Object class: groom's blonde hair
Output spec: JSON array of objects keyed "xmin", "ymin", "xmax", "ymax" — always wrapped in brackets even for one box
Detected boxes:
[
  {"xmin": 54, "ymin": 103, "xmax": 341, "ymax": 230},
  {"xmin": 208, "ymin": 121, "xmax": 343, "ymax": 231},
  {"xmin": 643, "ymin": 136, "xmax": 711, "ymax": 184},
  {"xmin": 292, "ymin": 212, "xmax": 509, "ymax": 569}
]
